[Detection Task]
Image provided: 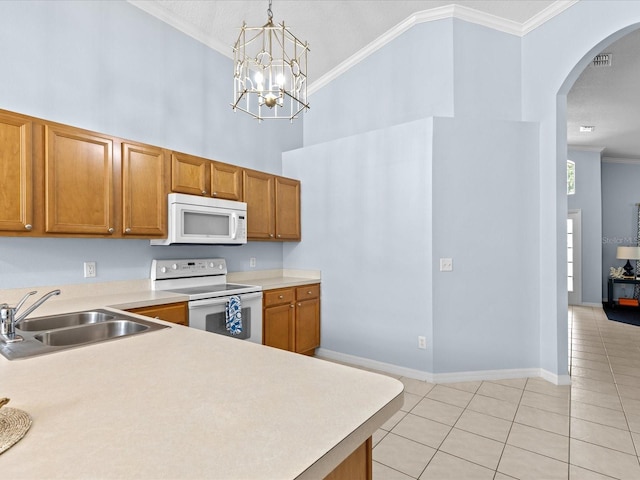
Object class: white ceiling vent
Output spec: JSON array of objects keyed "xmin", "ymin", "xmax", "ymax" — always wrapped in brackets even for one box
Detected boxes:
[{"xmin": 593, "ymin": 53, "xmax": 612, "ymax": 67}]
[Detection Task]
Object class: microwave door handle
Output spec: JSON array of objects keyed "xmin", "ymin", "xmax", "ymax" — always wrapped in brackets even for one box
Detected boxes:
[{"xmin": 231, "ymin": 213, "xmax": 238, "ymax": 240}]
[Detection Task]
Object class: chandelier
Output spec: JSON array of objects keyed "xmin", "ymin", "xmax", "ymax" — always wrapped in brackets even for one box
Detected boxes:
[{"xmin": 231, "ymin": 0, "xmax": 309, "ymax": 121}]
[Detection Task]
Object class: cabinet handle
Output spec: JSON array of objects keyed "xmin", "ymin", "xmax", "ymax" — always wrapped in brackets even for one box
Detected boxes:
[
  {"xmin": 278, "ymin": 295, "xmax": 284, "ymax": 299},
  {"xmin": 201, "ymin": 190, "xmax": 207, "ymax": 195},
  {"xmin": 25, "ymin": 224, "xmax": 32, "ymax": 231},
  {"xmin": 277, "ymin": 234, "xmax": 281, "ymax": 238},
  {"xmin": 108, "ymin": 227, "xmax": 114, "ymax": 234},
  {"xmin": 297, "ymin": 303, "xmax": 301, "ymax": 307},
  {"xmin": 290, "ymin": 304, "xmax": 295, "ymax": 308},
  {"xmin": 269, "ymin": 234, "xmax": 274, "ymax": 238},
  {"xmin": 213, "ymin": 192, "xmax": 217, "ymax": 196},
  {"xmin": 307, "ymin": 291, "xmax": 312, "ymax": 295},
  {"xmin": 125, "ymin": 228, "xmax": 131, "ymax": 233}
]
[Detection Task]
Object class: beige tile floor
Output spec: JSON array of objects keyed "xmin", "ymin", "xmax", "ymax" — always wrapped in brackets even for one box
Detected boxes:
[{"xmin": 365, "ymin": 305, "xmax": 640, "ymax": 479}]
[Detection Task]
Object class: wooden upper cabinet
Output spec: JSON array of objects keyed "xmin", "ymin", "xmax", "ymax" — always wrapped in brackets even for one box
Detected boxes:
[
  {"xmin": 0, "ymin": 112, "xmax": 33, "ymax": 233},
  {"xmin": 211, "ymin": 161, "xmax": 242, "ymax": 200},
  {"xmin": 243, "ymin": 169, "xmax": 275, "ymax": 239},
  {"xmin": 171, "ymin": 151, "xmax": 209, "ymax": 196},
  {"xmin": 275, "ymin": 176, "xmax": 301, "ymax": 240},
  {"xmin": 44, "ymin": 125, "xmax": 114, "ymax": 235},
  {"xmin": 171, "ymin": 152, "xmax": 242, "ymax": 201},
  {"xmin": 122, "ymin": 142, "xmax": 167, "ymax": 237}
]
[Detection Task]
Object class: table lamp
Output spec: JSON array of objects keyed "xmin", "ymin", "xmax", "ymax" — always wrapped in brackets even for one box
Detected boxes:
[{"xmin": 616, "ymin": 246, "xmax": 640, "ymax": 277}]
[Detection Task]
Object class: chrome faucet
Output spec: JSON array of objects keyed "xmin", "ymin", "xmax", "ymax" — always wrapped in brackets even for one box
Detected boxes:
[{"xmin": 0, "ymin": 289, "xmax": 61, "ymax": 343}]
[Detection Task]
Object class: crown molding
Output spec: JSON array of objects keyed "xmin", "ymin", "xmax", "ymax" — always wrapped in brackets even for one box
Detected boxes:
[
  {"xmin": 602, "ymin": 156, "xmax": 640, "ymax": 165},
  {"xmin": 128, "ymin": 1, "xmax": 581, "ymax": 96},
  {"xmin": 309, "ymin": 1, "xmax": 579, "ymax": 94},
  {"xmin": 568, "ymin": 145, "xmax": 606, "ymax": 153},
  {"xmin": 522, "ymin": 0, "xmax": 580, "ymax": 35}
]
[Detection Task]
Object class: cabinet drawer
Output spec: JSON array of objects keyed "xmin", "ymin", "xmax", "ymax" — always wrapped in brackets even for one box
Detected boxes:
[
  {"xmin": 296, "ymin": 284, "xmax": 320, "ymax": 300},
  {"xmin": 264, "ymin": 288, "xmax": 295, "ymax": 307},
  {"xmin": 128, "ymin": 302, "xmax": 188, "ymax": 326}
]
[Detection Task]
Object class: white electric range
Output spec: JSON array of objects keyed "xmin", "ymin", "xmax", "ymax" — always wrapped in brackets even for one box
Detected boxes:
[{"xmin": 151, "ymin": 258, "xmax": 262, "ymax": 343}]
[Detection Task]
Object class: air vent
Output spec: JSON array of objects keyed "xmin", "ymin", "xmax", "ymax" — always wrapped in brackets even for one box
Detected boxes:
[{"xmin": 593, "ymin": 53, "xmax": 612, "ymax": 67}]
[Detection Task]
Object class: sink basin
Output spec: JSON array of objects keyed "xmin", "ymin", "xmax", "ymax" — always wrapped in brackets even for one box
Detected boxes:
[
  {"xmin": 34, "ymin": 320, "xmax": 149, "ymax": 347},
  {"xmin": 16, "ymin": 311, "xmax": 116, "ymax": 332},
  {"xmin": 0, "ymin": 308, "xmax": 169, "ymax": 360}
]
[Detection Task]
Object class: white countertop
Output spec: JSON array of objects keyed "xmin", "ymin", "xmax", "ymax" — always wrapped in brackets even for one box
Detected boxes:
[{"xmin": 0, "ymin": 275, "xmax": 404, "ymax": 479}]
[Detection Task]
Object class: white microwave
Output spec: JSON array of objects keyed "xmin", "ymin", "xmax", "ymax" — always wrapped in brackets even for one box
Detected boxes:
[{"xmin": 151, "ymin": 193, "xmax": 247, "ymax": 245}]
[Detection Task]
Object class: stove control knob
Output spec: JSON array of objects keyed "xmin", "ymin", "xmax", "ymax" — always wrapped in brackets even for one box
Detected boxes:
[
  {"xmin": 218, "ymin": 264, "xmax": 223, "ymax": 270},
  {"xmin": 160, "ymin": 267, "xmax": 168, "ymax": 274},
  {"xmin": 171, "ymin": 263, "xmax": 178, "ymax": 270},
  {"xmin": 209, "ymin": 262, "xmax": 214, "ymax": 268}
]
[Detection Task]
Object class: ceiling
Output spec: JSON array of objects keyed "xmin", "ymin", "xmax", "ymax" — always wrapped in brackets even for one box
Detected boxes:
[{"xmin": 128, "ymin": 1, "xmax": 639, "ymax": 159}]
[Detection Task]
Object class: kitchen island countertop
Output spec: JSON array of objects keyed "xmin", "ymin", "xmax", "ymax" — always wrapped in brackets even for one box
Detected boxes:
[{"xmin": 0, "ymin": 281, "xmax": 403, "ymax": 479}]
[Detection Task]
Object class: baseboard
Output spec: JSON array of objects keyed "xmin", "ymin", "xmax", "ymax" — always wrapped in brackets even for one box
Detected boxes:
[
  {"xmin": 316, "ymin": 348, "xmax": 432, "ymax": 381},
  {"xmin": 316, "ymin": 348, "xmax": 572, "ymax": 386}
]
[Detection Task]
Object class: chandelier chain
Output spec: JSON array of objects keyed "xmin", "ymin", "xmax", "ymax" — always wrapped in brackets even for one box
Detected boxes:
[{"xmin": 267, "ymin": 0, "xmax": 273, "ymax": 21}]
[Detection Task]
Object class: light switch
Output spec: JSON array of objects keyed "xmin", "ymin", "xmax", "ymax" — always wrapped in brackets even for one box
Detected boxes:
[{"xmin": 439, "ymin": 258, "xmax": 453, "ymax": 272}]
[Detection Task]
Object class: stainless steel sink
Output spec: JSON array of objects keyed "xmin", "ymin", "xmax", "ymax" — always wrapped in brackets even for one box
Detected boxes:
[
  {"xmin": 34, "ymin": 320, "xmax": 149, "ymax": 347},
  {"xmin": 0, "ymin": 309, "xmax": 169, "ymax": 360},
  {"xmin": 16, "ymin": 311, "xmax": 116, "ymax": 331}
]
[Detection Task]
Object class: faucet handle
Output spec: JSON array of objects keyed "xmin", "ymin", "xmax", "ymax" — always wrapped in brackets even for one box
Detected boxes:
[{"xmin": 14, "ymin": 291, "xmax": 37, "ymax": 312}]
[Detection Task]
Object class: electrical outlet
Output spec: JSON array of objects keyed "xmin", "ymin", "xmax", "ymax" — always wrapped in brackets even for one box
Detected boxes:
[
  {"xmin": 84, "ymin": 261, "xmax": 96, "ymax": 278},
  {"xmin": 250, "ymin": 257, "xmax": 256, "ymax": 268},
  {"xmin": 418, "ymin": 336, "xmax": 427, "ymax": 349},
  {"xmin": 439, "ymin": 258, "xmax": 453, "ymax": 272}
]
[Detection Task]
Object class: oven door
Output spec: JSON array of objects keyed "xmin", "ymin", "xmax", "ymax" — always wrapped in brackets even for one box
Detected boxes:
[{"xmin": 188, "ymin": 292, "xmax": 262, "ymax": 344}]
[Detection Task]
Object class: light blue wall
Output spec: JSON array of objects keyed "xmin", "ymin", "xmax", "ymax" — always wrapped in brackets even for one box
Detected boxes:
[
  {"xmin": 567, "ymin": 149, "xmax": 603, "ymax": 305},
  {"xmin": 286, "ymin": 19, "xmax": 534, "ymax": 376},
  {"xmin": 601, "ymin": 160, "xmax": 640, "ymax": 299},
  {"xmin": 303, "ymin": 20, "xmax": 455, "ymax": 147},
  {"xmin": 452, "ymin": 20, "xmax": 521, "ymax": 120},
  {"xmin": 284, "ymin": 119, "xmax": 433, "ymax": 371},
  {"xmin": 0, "ymin": 0, "xmax": 301, "ymax": 289},
  {"xmin": 431, "ymin": 117, "xmax": 539, "ymax": 373}
]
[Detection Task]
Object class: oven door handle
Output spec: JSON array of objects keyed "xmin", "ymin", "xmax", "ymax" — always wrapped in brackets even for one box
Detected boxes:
[{"xmin": 189, "ymin": 291, "xmax": 262, "ymax": 309}]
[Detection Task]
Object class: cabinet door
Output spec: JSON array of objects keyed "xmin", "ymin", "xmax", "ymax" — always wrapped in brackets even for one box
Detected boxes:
[
  {"xmin": 122, "ymin": 142, "xmax": 167, "ymax": 237},
  {"xmin": 45, "ymin": 125, "xmax": 114, "ymax": 235},
  {"xmin": 243, "ymin": 169, "xmax": 275, "ymax": 240},
  {"xmin": 211, "ymin": 161, "xmax": 242, "ymax": 200},
  {"xmin": 295, "ymin": 297, "xmax": 320, "ymax": 354},
  {"xmin": 0, "ymin": 113, "xmax": 33, "ymax": 232},
  {"xmin": 263, "ymin": 303, "xmax": 295, "ymax": 351},
  {"xmin": 127, "ymin": 302, "xmax": 188, "ymax": 326},
  {"xmin": 171, "ymin": 152, "xmax": 209, "ymax": 196},
  {"xmin": 275, "ymin": 176, "xmax": 301, "ymax": 240}
]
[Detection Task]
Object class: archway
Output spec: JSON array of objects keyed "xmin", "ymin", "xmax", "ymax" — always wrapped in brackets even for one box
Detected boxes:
[{"xmin": 555, "ymin": 23, "xmax": 640, "ymax": 380}]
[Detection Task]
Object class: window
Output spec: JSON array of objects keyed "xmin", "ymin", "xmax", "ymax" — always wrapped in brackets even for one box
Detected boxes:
[{"xmin": 567, "ymin": 160, "xmax": 575, "ymax": 195}]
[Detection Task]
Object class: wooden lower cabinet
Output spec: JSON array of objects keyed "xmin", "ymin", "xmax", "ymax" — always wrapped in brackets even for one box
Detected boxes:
[
  {"xmin": 324, "ymin": 438, "xmax": 372, "ymax": 480},
  {"xmin": 263, "ymin": 283, "xmax": 320, "ymax": 355},
  {"xmin": 127, "ymin": 302, "xmax": 188, "ymax": 326}
]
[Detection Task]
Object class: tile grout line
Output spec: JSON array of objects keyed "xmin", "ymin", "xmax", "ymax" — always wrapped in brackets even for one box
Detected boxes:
[
  {"xmin": 591, "ymin": 307, "xmax": 640, "ymax": 465},
  {"xmin": 490, "ymin": 377, "xmax": 527, "ymax": 479}
]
